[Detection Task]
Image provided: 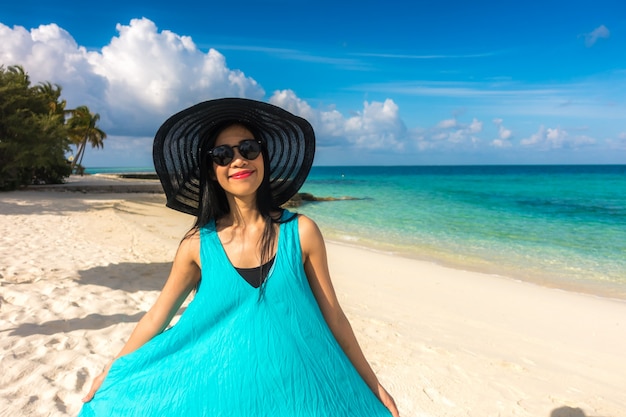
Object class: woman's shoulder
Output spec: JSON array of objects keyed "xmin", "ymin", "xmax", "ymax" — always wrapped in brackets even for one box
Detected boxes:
[
  {"xmin": 182, "ymin": 227, "xmax": 201, "ymax": 239},
  {"xmin": 295, "ymin": 212, "xmax": 315, "ymax": 227},
  {"xmin": 295, "ymin": 214, "xmax": 323, "ymax": 241},
  {"xmin": 179, "ymin": 228, "xmax": 201, "ymax": 252},
  {"xmin": 180, "ymin": 227, "xmax": 202, "ymax": 246},
  {"xmin": 172, "ymin": 228, "xmax": 202, "ymax": 267}
]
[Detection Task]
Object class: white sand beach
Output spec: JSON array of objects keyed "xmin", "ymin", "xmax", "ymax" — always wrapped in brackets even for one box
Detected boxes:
[{"xmin": 1, "ymin": 178, "xmax": 625, "ymax": 417}]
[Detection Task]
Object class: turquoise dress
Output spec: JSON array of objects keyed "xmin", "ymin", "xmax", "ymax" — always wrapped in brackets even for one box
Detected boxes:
[{"xmin": 78, "ymin": 211, "xmax": 391, "ymax": 416}]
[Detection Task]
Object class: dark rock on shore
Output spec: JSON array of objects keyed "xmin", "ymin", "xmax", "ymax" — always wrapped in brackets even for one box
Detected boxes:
[
  {"xmin": 117, "ymin": 173, "xmax": 160, "ymax": 180},
  {"xmin": 283, "ymin": 192, "xmax": 362, "ymax": 208}
]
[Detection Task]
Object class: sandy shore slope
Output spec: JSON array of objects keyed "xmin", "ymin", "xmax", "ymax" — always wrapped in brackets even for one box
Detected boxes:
[{"xmin": 1, "ymin": 184, "xmax": 624, "ymax": 417}]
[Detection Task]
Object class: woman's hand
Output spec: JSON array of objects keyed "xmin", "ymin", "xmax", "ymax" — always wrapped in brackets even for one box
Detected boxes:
[
  {"xmin": 378, "ymin": 383, "xmax": 400, "ymax": 417},
  {"xmin": 82, "ymin": 361, "xmax": 113, "ymax": 403}
]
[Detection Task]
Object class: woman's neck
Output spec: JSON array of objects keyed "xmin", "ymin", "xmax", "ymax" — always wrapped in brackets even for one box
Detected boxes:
[{"xmin": 223, "ymin": 196, "xmax": 262, "ymax": 228}]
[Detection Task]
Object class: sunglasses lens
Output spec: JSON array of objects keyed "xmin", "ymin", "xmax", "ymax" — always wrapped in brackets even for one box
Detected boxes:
[
  {"xmin": 209, "ymin": 140, "xmax": 261, "ymax": 166},
  {"xmin": 210, "ymin": 145, "xmax": 234, "ymax": 166},
  {"xmin": 239, "ymin": 140, "xmax": 261, "ymax": 160}
]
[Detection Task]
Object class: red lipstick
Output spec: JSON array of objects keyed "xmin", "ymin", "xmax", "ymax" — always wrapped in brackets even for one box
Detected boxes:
[{"xmin": 230, "ymin": 170, "xmax": 254, "ymax": 180}]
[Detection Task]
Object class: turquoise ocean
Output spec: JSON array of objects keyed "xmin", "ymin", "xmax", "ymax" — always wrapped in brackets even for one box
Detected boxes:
[{"xmin": 88, "ymin": 165, "xmax": 626, "ymax": 300}]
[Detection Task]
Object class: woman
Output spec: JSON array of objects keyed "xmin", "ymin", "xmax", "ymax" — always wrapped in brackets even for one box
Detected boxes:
[{"xmin": 79, "ymin": 98, "xmax": 399, "ymax": 417}]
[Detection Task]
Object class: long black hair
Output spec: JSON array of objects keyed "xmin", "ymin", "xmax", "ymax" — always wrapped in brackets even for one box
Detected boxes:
[{"xmin": 189, "ymin": 121, "xmax": 296, "ymax": 292}]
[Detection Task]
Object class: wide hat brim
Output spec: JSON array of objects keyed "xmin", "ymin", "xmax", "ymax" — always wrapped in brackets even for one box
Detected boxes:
[{"xmin": 153, "ymin": 98, "xmax": 316, "ymax": 215}]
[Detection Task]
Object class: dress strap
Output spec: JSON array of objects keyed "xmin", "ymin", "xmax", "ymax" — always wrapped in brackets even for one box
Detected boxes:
[{"xmin": 277, "ymin": 210, "xmax": 303, "ymax": 275}]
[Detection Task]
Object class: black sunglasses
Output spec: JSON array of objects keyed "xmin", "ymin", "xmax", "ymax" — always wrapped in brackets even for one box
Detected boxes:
[{"xmin": 208, "ymin": 139, "xmax": 263, "ymax": 166}]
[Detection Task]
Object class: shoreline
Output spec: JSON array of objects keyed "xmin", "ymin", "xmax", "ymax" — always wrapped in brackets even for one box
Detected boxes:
[
  {"xmin": 26, "ymin": 173, "xmax": 163, "ymax": 193},
  {"xmin": 24, "ymin": 175, "xmax": 626, "ymax": 302},
  {"xmin": 322, "ymin": 234, "xmax": 626, "ymax": 303},
  {"xmin": 1, "ymin": 187, "xmax": 625, "ymax": 416}
]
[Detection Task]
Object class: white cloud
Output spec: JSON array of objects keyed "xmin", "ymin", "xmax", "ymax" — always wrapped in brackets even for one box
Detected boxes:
[
  {"xmin": 584, "ymin": 25, "xmax": 610, "ymax": 47},
  {"xmin": 520, "ymin": 126, "xmax": 596, "ymax": 149},
  {"xmin": 491, "ymin": 118, "xmax": 512, "ymax": 147},
  {"xmin": 81, "ymin": 135, "xmax": 154, "ymax": 167},
  {"xmin": 2, "ymin": 19, "xmax": 411, "ymax": 154},
  {"xmin": 546, "ymin": 127, "xmax": 562, "ymax": 142},
  {"xmin": 0, "ymin": 22, "xmax": 108, "ymax": 110},
  {"xmin": 0, "ymin": 19, "xmax": 264, "ymax": 135},
  {"xmin": 1, "ymin": 18, "xmax": 620, "ymax": 165},
  {"xmin": 353, "ymin": 77, "xmax": 626, "ymax": 123},
  {"xmin": 520, "ymin": 128, "xmax": 543, "ymax": 147},
  {"xmin": 498, "ymin": 126, "xmax": 512, "ymax": 140},
  {"xmin": 269, "ymin": 90, "xmax": 319, "ymax": 127},
  {"xmin": 270, "ymin": 90, "xmax": 407, "ymax": 150},
  {"xmin": 344, "ymin": 99, "xmax": 406, "ymax": 149},
  {"xmin": 89, "ymin": 18, "xmax": 265, "ymax": 133},
  {"xmin": 437, "ymin": 118, "xmax": 457, "ymax": 129},
  {"xmin": 468, "ymin": 118, "xmax": 483, "ymax": 134},
  {"xmin": 415, "ymin": 117, "xmax": 483, "ymax": 149}
]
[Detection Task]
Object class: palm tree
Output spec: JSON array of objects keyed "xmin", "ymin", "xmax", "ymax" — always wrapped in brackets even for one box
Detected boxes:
[
  {"xmin": 36, "ymin": 81, "xmax": 68, "ymax": 141},
  {"xmin": 36, "ymin": 81, "xmax": 66, "ymax": 116},
  {"xmin": 67, "ymin": 105, "xmax": 107, "ymax": 174}
]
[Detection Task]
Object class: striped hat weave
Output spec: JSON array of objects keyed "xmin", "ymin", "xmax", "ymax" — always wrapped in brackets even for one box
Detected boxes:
[{"xmin": 153, "ymin": 98, "xmax": 316, "ymax": 215}]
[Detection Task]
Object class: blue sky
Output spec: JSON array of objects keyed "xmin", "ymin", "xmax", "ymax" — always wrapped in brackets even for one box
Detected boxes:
[{"xmin": 1, "ymin": 0, "xmax": 625, "ymax": 166}]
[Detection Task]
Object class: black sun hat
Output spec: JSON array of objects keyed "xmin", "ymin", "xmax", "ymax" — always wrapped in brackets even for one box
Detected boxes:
[{"xmin": 153, "ymin": 98, "xmax": 316, "ymax": 215}]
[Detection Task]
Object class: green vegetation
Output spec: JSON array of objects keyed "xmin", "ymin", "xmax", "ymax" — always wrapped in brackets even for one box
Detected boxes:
[
  {"xmin": 0, "ymin": 65, "xmax": 107, "ymax": 190},
  {"xmin": 67, "ymin": 105, "xmax": 107, "ymax": 175}
]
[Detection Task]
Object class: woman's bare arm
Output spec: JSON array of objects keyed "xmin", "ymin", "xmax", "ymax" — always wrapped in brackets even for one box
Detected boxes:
[
  {"xmin": 82, "ymin": 232, "xmax": 201, "ymax": 402},
  {"xmin": 298, "ymin": 215, "xmax": 399, "ymax": 417}
]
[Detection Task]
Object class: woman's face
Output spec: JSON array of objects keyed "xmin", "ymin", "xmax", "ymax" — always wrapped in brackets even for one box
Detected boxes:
[{"xmin": 211, "ymin": 124, "xmax": 264, "ymax": 200}]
